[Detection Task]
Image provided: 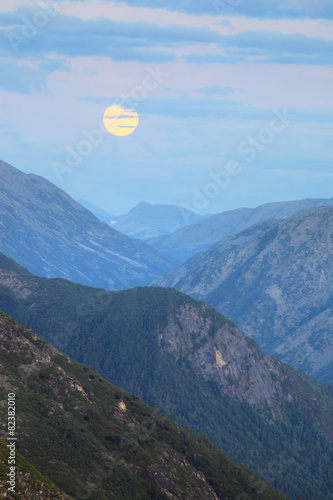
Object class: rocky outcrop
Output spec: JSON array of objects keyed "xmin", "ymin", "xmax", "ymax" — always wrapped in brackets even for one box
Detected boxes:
[{"xmin": 158, "ymin": 304, "xmax": 280, "ymax": 407}]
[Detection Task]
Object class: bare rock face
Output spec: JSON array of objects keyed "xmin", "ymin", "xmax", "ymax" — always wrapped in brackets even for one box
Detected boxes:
[
  {"xmin": 153, "ymin": 207, "xmax": 333, "ymax": 384},
  {"xmin": 158, "ymin": 304, "xmax": 279, "ymax": 407},
  {"xmin": 157, "ymin": 302, "xmax": 333, "ymax": 442}
]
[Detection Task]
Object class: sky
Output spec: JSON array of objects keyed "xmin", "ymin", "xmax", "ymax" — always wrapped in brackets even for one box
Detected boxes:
[{"xmin": 0, "ymin": 0, "xmax": 332, "ymax": 216}]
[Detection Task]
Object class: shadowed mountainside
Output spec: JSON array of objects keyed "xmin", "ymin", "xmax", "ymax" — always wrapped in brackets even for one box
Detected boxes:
[{"xmin": 0, "ymin": 160, "xmax": 175, "ymax": 290}]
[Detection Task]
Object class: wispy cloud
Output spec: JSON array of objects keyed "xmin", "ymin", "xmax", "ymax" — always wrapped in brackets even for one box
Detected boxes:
[
  {"xmin": 198, "ymin": 85, "xmax": 234, "ymax": 97},
  {"xmin": 79, "ymin": 94, "xmax": 333, "ymax": 125},
  {"xmin": 0, "ymin": 58, "xmax": 68, "ymax": 94},
  {"xmin": 80, "ymin": 95, "xmax": 240, "ymax": 118},
  {"xmin": 0, "ymin": 7, "xmax": 222, "ymax": 62},
  {"xmin": 106, "ymin": 0, "xmax": 333, "ymax": 20},
  {"xmin": 187, "ymin": 30, "xmax": 333, "ymax": 65},
  {"xmin": 3, "ymin": 7, "xmax": 330, "ymax": 68}
]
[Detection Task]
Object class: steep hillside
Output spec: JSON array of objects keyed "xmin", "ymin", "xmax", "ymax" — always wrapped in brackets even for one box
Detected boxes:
[
  {"xmin": 0, "ymin": 312, "xmax": 287, "ymax": 500},
  {"xmin": 0, "ymin": 254, "xmax": 333, "ymax": 499},
  {"xmin": 0, "ymin": 160, "xmax": 175, "ymax": 290},
  {"xmin": 152, "ymin": 219, "xmax": 280, "ymax": 288},
  {"xmin": 0, "ymin": 438, "xmax": 69, "ymax": 499},
  {"xmin": 148, "ymin": 198, "xmax": 333, "ymax": 262},
  {"xmin": 153, "ymin": 207, "xmax": 333, "ymax": 384}
]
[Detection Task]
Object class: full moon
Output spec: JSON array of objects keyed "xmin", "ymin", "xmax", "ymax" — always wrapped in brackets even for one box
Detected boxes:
[{"xmin": 103, "ymin": 104, "xmax": 139, "ymax": 136}]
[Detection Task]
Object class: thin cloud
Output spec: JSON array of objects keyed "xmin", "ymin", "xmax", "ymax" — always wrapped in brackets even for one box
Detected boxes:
[
  {"xmin": 187, "ymin": 30, "xmax": 333, "ymax": 65},
  {"xmin": 80, "ymin": 95, "xmax": 240, "ymax": 118},
  {"xmin": 0, "ymin": 7, "xmax": 222, "ymax": 61},
  {"xmin": 0, "ymin": 58, "xmax": 68, "ymax": 94},
  {"xmin": 97, "ymin": 0, "xmax": 333, "ymax": 20},
  {"xmin": 198, "ymin": 85, "xmax": 234, "ymax": 97},
  {"xmin": 79, "ymin": 95, "xmax": 333, "ymax": 124}
]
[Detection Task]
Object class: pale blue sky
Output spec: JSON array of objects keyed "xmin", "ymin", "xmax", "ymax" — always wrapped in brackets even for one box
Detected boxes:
[{"xmin": 0, "ymin": 0, "xmax": 332, "ymax": 215}]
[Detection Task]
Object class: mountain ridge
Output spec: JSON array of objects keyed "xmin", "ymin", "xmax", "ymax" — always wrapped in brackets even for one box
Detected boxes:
[
  {"xmin": 76, "ymin": 199, "xmax": 211, "ymax": 240},
  {"xmin": 148, "ymin": 197, "xmax": 333, "ymax": 262},
  {"xmin": 0, "ymin": 159, "xmax": 175, "ymax": 290},
  {"xmin": 109, "ymin": 201, "xmax": 210, "ymax": 240}
]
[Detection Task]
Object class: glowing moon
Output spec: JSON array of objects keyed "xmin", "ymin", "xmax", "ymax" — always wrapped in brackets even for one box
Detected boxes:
[{"xmin": 103, "ymin": 104, "xmax": 139, "ymax": 136}]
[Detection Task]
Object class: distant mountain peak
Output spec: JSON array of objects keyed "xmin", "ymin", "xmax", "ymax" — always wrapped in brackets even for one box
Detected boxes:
[{"xmin": 107, "ymin": 201, "xmax": 210, "ymax": 240}]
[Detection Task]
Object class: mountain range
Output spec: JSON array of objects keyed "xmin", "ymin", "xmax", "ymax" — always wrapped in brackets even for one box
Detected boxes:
[
  {"xmin": 0, "ymin": 252, "xmax": 333, "ymax": 499},
  {"xmin": 148, "ymin": 197, "xmax": 333, "ymax": 262},
  {"xmin": 78, "ymin": 199, "xmax": 210, "ymax": 240},
  {"xmin": 0, "ymin": 311, "xmax": 289, "ymax": 500},
  {"xmin": 1, "ymin": 159, "xmax": 333, "ymax": 498},
  {"xmin": 0, "ymin": 160, "xmax": 175, "ymax": 290},
  {"xmin": 152, "ymin": 206, "xmax": 333, "ymax": 384}
]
